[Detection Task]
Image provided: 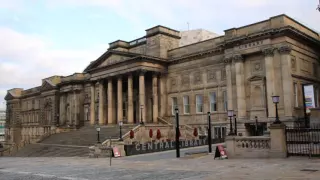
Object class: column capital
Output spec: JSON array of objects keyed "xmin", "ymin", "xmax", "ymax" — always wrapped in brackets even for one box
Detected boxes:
[
  {"xmin": 116, "ymin": 75, "xmax": 122, "ymax": 80},
  {"xmin": 278, "ymin": 45, "xmax": 292, "ymax": 54},
  {"xmin": 262, "ymin": 47, "xmax": 276, "ymax": 57},
  {"xmin": 139, "ymin": 69, "xmax": 148, "ymax": 75},
  {"xmin": 152, "ymin": 71, "xmax": 161, "ymax": 77},
  {"xmin": 233, "ymin": 54, "xmax": 244, "ymax": 63},
  {"xmin": 223, "ymin": 56, "xmax": 233, "ymax": 64}
]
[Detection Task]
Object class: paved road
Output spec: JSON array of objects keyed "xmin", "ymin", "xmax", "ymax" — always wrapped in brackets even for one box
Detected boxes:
[{"xmin": 1, "ymin": 144, "xmax": 320, "ymax": 180}]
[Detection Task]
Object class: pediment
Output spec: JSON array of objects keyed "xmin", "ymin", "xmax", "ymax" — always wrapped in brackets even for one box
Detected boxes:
[
  {"xmin": 247, "ymin": 75, "xmax": 265, "ymax": 82},
  {"xmin": 98, "ymin": 54, "xmax": 130, "ymax": 68},
  {"xmin": 83, "ymin": 50, "xmax": 138, "ymax": 72},
  {"xmin": 41, "ymin": 80, "xmax": 56, "ymax": 91},
  {"xmin": 4, "ymin": 92, "xmax": 15, "ymax": 100}
]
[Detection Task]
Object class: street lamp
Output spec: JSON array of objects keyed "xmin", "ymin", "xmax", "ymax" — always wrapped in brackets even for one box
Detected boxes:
[
  {"xmin": 233, "ymin": 114, "xmax": 237, "ymax": 136},
  {"xmin": 140, "ymin": 105, "xmax": 144, "ymax": 125},
  {"xmin": 119, "ymin": 121, "xmax": 123, "ymax": 141},
  {"xmin": 227, "ymin": 110, "xmax": 234, "ymax": 135},
  {"xmin": 272, "ymin": 95, "xmax": 281, "ymax": 124},
  {"xmin": 207, "ymin": 112, "xmax": 212, "ymax": 153},
  {"xmin": 175, "ymin": 106, "xmax": 180, "ymax": 158},
  {"xmin": 96, "ymin": 124, "xmax": 101, "ymax": 144}
]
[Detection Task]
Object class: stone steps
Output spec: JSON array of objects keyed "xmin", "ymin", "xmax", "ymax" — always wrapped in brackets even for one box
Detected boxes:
[
  {"xmin": 13, "ymin": 143, "xmax": 89, "ymax": 157},
  {"xmin": 11, "ymin": 124, "xmax": 137, "ymax": 157}
]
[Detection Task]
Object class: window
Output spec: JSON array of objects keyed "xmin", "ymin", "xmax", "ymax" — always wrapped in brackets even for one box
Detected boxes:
[
  {"xmin": 223, "ymin": 91, "xmax": 228, "ymax": 111},
  {"xmin": 183, "ymin": 96, "xmax": 190, "ymax": 114},
  {"xmin": 209, "ymin": 92, "xmax": 217, "ymax": 112},
  {"xmin": 171, "ymin": 97, "xmax": 178, "ymax": 115},
  {"xmin": 196, "ymin": 95, "xmax": 203, "ymax": 113},
  {"xmin": 294, "ymin": 83, "xmax": 298, "ymax": 107}
]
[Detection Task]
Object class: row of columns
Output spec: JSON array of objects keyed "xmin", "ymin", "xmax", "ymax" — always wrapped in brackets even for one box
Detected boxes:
[
  {"xmin": 224, "ymin": 44, "xmax": 293, "ymax": 119},
  {"xmin": 90, "ymin": 70, "xmax": 163, "ymax": 125}
]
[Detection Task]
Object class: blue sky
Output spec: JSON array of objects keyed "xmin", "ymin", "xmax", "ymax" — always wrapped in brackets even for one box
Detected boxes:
[{"xmin": 0, "ymin": 0, "xmax": 319, "ymax": 110}]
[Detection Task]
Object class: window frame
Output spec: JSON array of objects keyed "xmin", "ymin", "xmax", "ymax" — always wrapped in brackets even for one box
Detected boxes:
[
  {"xmin": 183, "ymin": 95, "xmax": 190, "ymax": 114},
  {"xmin": 209, "ymin": 92, "xmax": 217, "ymax": 112},
  {"xmin": 195, "ymin": 94, "xmax": 203, "ymax": 113},
  {"xmin": 223, "ymin": 91, "xmax": 228, "ymax": 111},
  {"xmin": 171, "ymin": 97, "xmax": 178, "ymax": 115}
]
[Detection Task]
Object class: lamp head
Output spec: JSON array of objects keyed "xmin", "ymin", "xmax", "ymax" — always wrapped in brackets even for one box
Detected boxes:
[
  {"xmin": 227, "ymin": 110, "xmax": 234, "ymax": 117},
  {"xmin": 272, "ymin": 95, "xmax": 280, "ymax": 104}
]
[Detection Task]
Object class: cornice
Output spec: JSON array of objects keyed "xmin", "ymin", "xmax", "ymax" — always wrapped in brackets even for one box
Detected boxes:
[{"xmin": 170, "ymin": 47, "xmax": 224, "ymax": 65}]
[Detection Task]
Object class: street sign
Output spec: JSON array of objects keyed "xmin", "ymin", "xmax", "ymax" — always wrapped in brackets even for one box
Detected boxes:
[{"xmin": 113, "ymin": 147, "xmax": 121, "ymax": 158}]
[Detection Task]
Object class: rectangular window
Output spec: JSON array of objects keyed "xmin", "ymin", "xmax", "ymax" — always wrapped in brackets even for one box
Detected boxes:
[
  {"xmin": 196, "ymin": 95, "xmax": 203, "ymax": 113},
  {"xmin": 294, "ymin": 83, "xmax": 298, "ymax": 107},
  {"xmin": 209, "ymin": 92, "xmax": 217, "ymax": 112},
  {"xmin": 183, "ymin": 96, "xmax": 190, "ymax": 114},
  {"xmin": 223, "ymin": 91, "xmax": 228, "ymax": 111},
  {"xmin": 172, "ymin": 97, "xmax": 178, "ymax": 115}
]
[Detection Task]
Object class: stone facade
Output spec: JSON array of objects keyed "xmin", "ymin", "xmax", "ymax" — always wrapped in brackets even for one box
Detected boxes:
[{"xmin": 4, "ymin": 14, "xmax": 320, "ymax": 144}]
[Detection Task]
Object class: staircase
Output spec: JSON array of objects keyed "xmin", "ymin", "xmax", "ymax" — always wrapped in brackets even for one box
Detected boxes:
[{"xmin": 11, "ymin": 123, "xmax": 137, "ymax": 157}]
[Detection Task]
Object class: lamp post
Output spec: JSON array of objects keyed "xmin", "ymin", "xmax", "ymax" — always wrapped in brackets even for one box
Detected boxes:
[
  {"xmin": 207, "ymin": 112, "xmax": 212, "ymax": 153},
  {"xmin": 255, "ymin": 116, "xmax": 258, "ymax": 136},
  {"xmin": 175, "ymin": 106, "xmax": 180, "ymax": 158},
  {"xmin": 140, "ymin": 105, "xmax": 144, "ymax": 125},
  {"xmin": 119, "ymin": 121, "xmax": 123, "ymax": 141},
  {"xmin": 272, "ymin": 95, "xmax": 281, "ymax": 124},
  {"xmin": 96, "ymin": 124, "xmax": 101, "ymax": 144},
  {"xmin": 233, "ymin": 114, "xmax": 237, "ymax": 136},
  {"xmin": 227, "ymin": 110, "xmax": 234, "ymax": 135}
]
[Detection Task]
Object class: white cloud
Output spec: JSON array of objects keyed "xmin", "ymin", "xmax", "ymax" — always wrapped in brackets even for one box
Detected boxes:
[
  {"xmin": 0, "ymin": 27, "xmax": 108, "ymax": 109},
  {"xmin": 49, "ymin": 0, "xmax": 320, "ymax": 34}
]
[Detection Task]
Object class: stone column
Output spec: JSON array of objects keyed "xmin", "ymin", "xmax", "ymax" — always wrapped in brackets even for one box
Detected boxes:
[
  {"xmin": 139, "ymin": 70, "xmax": 146, "ymax": 123},
  {"xmin": 117, "ymin": 76, "xmax": 123, "ymax": 123},
  {"xmin": 90, "ymin": 83, "xmax": 96, "ymax": 125},
  {"xmin": 279, "ymin": 45, "xmax": 293, "ymax": 117},
  {"xmin": 107, "ymin": 79, "xmax": 113, "ymax": 124},
  {"xmin": 234, "ymin": 55, "xmax": 247, "ymax": 118},
  {"xmin": 59, "ymin": 94, "xmax": 65, "ymax": 125},
  {"xmin": 98, "ymin": 80, "xmax": 105, "ymax": 125},
  {"xmin": 224, "ymin": 57, "xmax": 233, "ymax": 110},
  {"xmin": 152, "ymin": 73, "xmax": 159, "ymax": 123},
  {"xmin": 159, "ymin": 73, "xmax": 166, "ymax": 117},
  {"xmin": 127, "ymin": 74, "xmax": 134, "ymax": 124},
  {"xmin": 263, "ymin": 47, "xmax": 276, "ymax": 118}
]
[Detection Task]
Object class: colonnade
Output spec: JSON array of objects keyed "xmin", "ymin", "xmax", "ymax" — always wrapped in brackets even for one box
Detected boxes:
[{"xmin": 90, "ymin": 70, "xmax": 165, "ymax": 125}]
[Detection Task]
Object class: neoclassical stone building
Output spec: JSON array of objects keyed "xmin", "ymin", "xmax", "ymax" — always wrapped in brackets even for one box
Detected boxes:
[{"xmin": 5, "ymin": 14, "xmax": 320, "ymax": 143}]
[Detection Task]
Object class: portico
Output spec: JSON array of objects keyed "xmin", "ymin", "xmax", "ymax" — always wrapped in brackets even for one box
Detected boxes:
[{"xmin": 89, "ymin": 70, "xmax": 164, "ymax": 125}]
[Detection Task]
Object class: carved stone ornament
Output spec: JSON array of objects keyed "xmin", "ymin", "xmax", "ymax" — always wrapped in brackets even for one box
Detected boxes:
[
  {"xmin": 262, "ymin": 47, "xmax": 276, "ymax": 57},
  {"xmin": 207, "ymin": 70, "xmax": 216, "ymax": 81},
  {"xmin": 171, "ymin": 78, "xmax": 177, "ymax": 86},
  {"xmin": 233, "ymin": 54, "xmax": 244, "ymax": 63},
  {"xmin": 193, "ymin": 71, "xmax": 202, "ymax": 84},
  {"xmin": 223, "ymin": 56, "xmax": 233, "ymax": 64},
  {"xmin": 291, "ymin": 56, "xmax": 296, "ymax": 70},
  {"xmin": 181, "ymin": 74, "xmax": 190, "ymax": 86},
  {"xmin": 278, "ymin": 45, "xmax": 292, "ymax": 54}
]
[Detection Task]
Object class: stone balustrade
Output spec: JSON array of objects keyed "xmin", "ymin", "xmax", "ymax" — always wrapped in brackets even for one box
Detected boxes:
[{"xmin": 226, "ymin": 136, "xmax": 271, "ymax": 158}]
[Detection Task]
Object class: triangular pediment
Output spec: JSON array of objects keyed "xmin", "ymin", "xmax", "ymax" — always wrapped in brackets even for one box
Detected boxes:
[
  {"xmin": 98, "ymin": 54, "xmax": 130, "ymax": 68},
  {"xmin": 41, "ymin": 80, "xmax": 56, "ymax": 91},
  {"xmin": 247, "ymin": 75, "xmax": 265, "ymax": 82},
  {"xmin": 4, "ymin": 92, "xmax": 14, "ymax": 100},
  {"xmin": 83, "ymin": 50, "xmax": 139, "ymax": 72}
]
